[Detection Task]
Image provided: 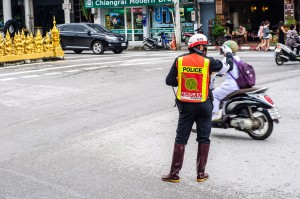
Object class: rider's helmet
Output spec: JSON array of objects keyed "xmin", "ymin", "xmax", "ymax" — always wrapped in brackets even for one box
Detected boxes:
[
  {"xmin": 188, "ymin": 34, "xmax": 208, "ymax": 48},
  {"xmin": 222, "ymin": 40, "xmax": 239, "ymax": 54}
]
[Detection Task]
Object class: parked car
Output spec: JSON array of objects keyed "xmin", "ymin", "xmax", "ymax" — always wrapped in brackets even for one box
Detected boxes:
[{"xmin": 57, "ymin": 23, "xmax": 128, "ymax": 54}]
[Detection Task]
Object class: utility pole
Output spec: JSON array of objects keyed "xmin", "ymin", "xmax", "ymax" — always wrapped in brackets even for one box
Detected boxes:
[
  {"xmin": 24, "ymin": 0, "xmax": 34, "ymax": 33},
  {"xmin": 63, "ymin": 0, "xmax": 71, "ymax": 23},
  {"xmin": 173, "ymin": 0, "xmax": 181, "ymax": 49}
]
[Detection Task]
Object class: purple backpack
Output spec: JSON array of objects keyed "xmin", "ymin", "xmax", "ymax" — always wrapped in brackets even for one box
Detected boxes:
[{"xmin": 229, "ymin": 59, "xmax": 256, "ymax": 89}]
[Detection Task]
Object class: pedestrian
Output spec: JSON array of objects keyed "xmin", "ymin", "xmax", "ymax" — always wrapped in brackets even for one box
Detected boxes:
[
  {"xmin": 260, "ymin": 21, "xmax": 271, "ymax": 51},
  {"xmin": 212, "ymin": 40, "xmax": 240, "ymax": 121},
  {"xmin": 285, "ymin": 24, "xmax": 300, "ymax": 55},
  {"xmin": 163, "ymin": 34, "xmax": 234, "ymax": 183},
  {"xmin": 256, "ymin": 21, "xmax": 265, "ymax": 51},
  {"xmin": 278, "ymin": 21, "xmax": 287, "ymax": 44},
  {"xmin": 236, "ymin": 25, "xmax": 247, "ymax": 42}
]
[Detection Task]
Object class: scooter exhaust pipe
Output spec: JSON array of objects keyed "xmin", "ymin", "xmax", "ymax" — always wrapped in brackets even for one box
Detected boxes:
[{"xmin": 145, "ymin": 43, "xmax": 154, "ymax": 48}]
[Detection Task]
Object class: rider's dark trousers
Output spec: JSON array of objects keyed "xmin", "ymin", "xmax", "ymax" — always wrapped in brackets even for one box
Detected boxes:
[
  {"xmin": 291, "ymin": 46, "xmax": 300, "ymax": 55},
  {"xmin": 175, "ymin": 99, "xmax": 213, "ymax": 145}
]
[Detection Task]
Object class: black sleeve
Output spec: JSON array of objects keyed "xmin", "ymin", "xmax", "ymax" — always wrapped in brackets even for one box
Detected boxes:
[
  {"xmin": 209, "ymin": 57, "xmax": 223, "ymax": 73},
  {"xmin": 225, "ymin": 52, "xmax": 234, "ymax": 72},
  {"xmin": 208, "ymin": 52, "xmax": 233, "ymax": 73},
  {"xmin": 165, "ymin": 58, "xmax": 178, "ymax": 87}
]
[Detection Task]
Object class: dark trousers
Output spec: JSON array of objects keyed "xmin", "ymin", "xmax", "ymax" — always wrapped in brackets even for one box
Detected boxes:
[
  {"xmin": 175, "ymin": 99, "xmax": 213, "ymax": 145},
  {"xmin": 291, "ymin": 46, "xmax": 300, "ymax": 55}
]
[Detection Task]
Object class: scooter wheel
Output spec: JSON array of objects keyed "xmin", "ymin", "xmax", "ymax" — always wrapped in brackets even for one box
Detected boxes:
[
  {"xmin": 143, "ymin": 43, "xmax": 151, "ymax": 51},
  {"xmin": 247, "ymin": 109, "xmax": 273, "ymax": 140},
  {"xmin": 165, "ymin": 43, "xmax": 171, "ymax": 50},
  {"xmin": 184, "ymin": 37, "xmax": 190, "ymax": 45},
  {"xmin": 275, "ymin": 53, "xmax": 284, "ymax": 65}
]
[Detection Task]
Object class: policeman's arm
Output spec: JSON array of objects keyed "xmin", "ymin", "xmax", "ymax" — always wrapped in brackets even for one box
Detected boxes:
[
  {"xmin": 166, "ymin": 59, "xmax": 178, "ymax": 87},
  {"xmin": 209, "ymin": 52, "xmax": 233, "ymax": 73},
  {"xmin": 222, "ymin": 52, "xmax": 234, "ymax": 72},
  {"xmin": 219, "ymin": 45, "xmax": 234, "ymax": 73}
]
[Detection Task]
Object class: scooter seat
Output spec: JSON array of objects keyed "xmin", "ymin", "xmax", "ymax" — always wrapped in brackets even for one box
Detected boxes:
[
  {"xmin": 223, "ymin": 87, "xmax": 261, "ymax": 101},
  {"xmin": 148, "ymin": 38, "xmax": 158, "ymax": 42}
]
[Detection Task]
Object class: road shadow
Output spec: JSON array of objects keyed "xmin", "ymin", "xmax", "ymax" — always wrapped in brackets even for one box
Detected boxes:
[{"xmin": 212, "ymin": 132, "xmax": 260, "ymax": 141}]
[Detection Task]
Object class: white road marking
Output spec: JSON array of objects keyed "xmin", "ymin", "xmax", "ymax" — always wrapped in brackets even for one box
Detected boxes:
[
  {"xmin": 42, "ymin": 72, "xmax": 62, "ymax": 76},
  {"xmin": 144, "ymin": 68, "xmax": 164, "ymax": 71},
  {"xmin": 0, "ymin": 77, "xmax": 18, "ymax": 81},
  {"xmin": 20, "ymin": 75, "xmax": 40, "ymax": 78},
  {"xmin": 83, "ymin": 66, "xmax": 103, "ymax": 70},
  {"xmin": 0, "ymin": 61, "xmax": 124, "ymax": 77},
  {"xmin": 120, "ymin": 62, "xmax": 153, "ymax": 66},
  {"xmin": 0, "ymin": 64, "xmax": 54, "ymax": 70},
  {"xmin": 65, "ymin": 70, "xmax": 81, "ymax": 73},
  {"xmin": 65, "ymin": 52, "xmax": 180, "ymax": 59}
]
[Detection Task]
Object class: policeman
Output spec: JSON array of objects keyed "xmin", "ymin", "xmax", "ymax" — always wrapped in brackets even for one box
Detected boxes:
[{"xmin": 162, "ymin": 34, "xmax": 233, "ymax": 183}]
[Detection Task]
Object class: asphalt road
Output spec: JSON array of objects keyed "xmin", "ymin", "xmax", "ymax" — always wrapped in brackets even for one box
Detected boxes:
[{"xmin": 0, "ymin": 50, "xmax": 300, "ymax": 199}]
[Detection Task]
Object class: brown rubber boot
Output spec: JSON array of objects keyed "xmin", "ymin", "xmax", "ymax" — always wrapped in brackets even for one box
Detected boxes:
[
  {"xmin": 161, "ymin": 143, "xmax": 185, "ymax": 183},
  {"xmin": 196, "ymin": 143, "xmax": 210, "ymax": 182}
]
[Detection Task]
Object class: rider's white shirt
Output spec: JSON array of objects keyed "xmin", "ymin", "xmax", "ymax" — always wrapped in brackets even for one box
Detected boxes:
[
  {"xmin": 220, "ymin": 55, "xmax": 240, "ymax": 91},
  {"xmin": 212, "ymin": 55, "xmax": 240, "ymax": 114}
]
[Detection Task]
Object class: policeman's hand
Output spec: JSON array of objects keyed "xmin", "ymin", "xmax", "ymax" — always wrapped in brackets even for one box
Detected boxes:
[{"xmin": 221, "ymin": 45, "xmax": 232, "ymax": 54}]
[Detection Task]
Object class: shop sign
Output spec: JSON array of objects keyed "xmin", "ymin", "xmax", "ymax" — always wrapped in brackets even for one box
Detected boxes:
[
  {"xmin": 152, "ymin": 6, "xmax": 174, "ymax": 28},
  {"xmin": 150, "ymin": 28, "xmax": 174, "ymax": 33},
  {"xmin": 110, "ymin": 29, "xmax": 144, "ymax": 34},
  {"xmin": 154, "ymin": 7, "xmax": 171, "ymax": 23},
  {"xmin": 85, "ymin": 0, "xmax": 173, "ymax": 8},
  {"xmin": 215, "ymin": 0, "xmax": 222, "ymax": 14}
]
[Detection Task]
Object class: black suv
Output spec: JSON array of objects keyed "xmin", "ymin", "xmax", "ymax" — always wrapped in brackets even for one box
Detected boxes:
[{"xmin": 57, "ymin": 23, "xmax": 128, "ymax": 54}]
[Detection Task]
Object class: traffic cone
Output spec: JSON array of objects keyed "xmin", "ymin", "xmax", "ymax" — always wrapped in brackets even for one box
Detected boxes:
[{"xmin": 171, "ymin": 33, "xmax": 177, "ymax": 50}]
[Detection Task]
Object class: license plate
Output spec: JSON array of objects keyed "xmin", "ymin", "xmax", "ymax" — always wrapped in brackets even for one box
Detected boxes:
[{"xmin": 121, "ymin": 43, "xmax": 126, "ymax": 46}]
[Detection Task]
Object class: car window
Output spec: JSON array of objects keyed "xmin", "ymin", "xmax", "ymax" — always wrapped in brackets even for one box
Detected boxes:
[
  {"xmin": 86, "ymin": 24, "xmax": 110, "ymax": 33},
  {"xmin": 59, "ymin": 24, "xmax": 76, "ymax": 32},
  {"xmin": 75, "ymin": 25, "xmax": 90, "ymax": 33}
]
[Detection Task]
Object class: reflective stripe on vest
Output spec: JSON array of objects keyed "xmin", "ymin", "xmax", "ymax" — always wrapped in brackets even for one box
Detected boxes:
[{"xmin": 177, "ymin": 54, "xmax": 210, "ymax": 103}]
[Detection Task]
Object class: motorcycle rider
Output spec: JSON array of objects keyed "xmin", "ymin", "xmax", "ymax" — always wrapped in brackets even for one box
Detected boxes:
[
  {"xmin": 285, "ymin": 24, "xmax": 300, "ymax": 55},
  {"xmin": 163, "ymin": 34, "xmax": 234, "ymax": 182},
  {"xmin": 212, "ymin": 40, "xmax": 240, "ymax": 121}
]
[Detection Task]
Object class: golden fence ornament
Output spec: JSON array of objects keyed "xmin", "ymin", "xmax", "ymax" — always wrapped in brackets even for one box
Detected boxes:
[
  {"xmin": 4, "ymin": 31, "xmax": 13, "ymax": 56},
  {"xmin": 0, "ymin": 34, "xmax": 4, "ymax": 56},
  {"xmin": 44, "ymin": 32, "xmax": 52, "ymax": 53},
  {"xmin": 0, "ymin": 16, "xmax": 64, "ymax": 63},
  {"xmin": 51, "ymin": 16, "xmax": 64, "ymax": 58}
]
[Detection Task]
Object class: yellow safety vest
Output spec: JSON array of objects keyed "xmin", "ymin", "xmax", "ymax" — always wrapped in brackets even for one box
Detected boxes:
[{"xmin": 176, "ymin": 54, "xmax": 210, "ymax": 103}]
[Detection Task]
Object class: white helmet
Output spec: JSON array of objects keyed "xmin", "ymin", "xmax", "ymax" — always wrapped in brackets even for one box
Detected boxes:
[{"xmin": 188, "ymin": 34, "xmax": 208, "ymax": 48}]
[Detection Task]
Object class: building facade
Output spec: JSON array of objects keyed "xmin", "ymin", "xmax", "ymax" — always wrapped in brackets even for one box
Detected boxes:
[
  {"xmin": 83, "ymin": 0, "xmax": 216, "ymax": 46},
  {"xmin": 0, "ymin": 0, "xmax": 299, "ymax": 44},
  {"xmin": 0, "ymin": 0, "xmax": 67, "ymax": 34}
]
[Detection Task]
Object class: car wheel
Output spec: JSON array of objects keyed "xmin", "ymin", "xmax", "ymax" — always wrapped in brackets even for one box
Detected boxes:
[
  {"xmin": 92, "ymin": 41, "xmax": 104, "ymax": 54},
  {"xmin": 112, "ymin": 49, "xmax": 123, "ymax": 54},
  {"xmin": 73, "ymin": 50, "xmax": 83, "ymax": 54}
]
